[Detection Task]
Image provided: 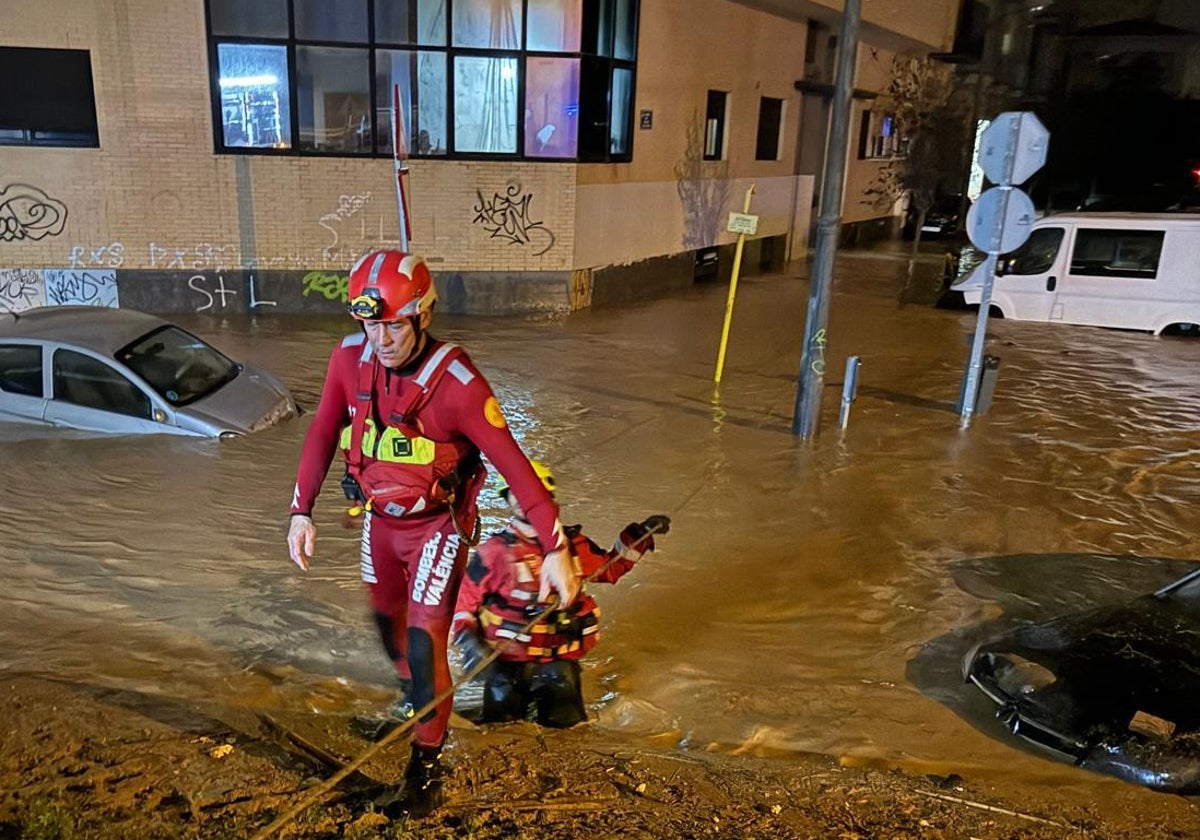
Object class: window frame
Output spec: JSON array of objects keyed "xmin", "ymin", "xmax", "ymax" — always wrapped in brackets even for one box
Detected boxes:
[
  {"xmin": 0, "ymin": 47, "xmax": 100, "ymax": 149},
  {"xmin": 858, "ymin": 107, "xmax": 904, "ymax": 160},
  {"xmin": 703, "ymin": 89, "xmax": 728, "ymax": 162},
  {"xmin": 0, "ymin": 343, "xmax": 46, "ymax": 398},
  {"xmin": 51, "ymin": 347, "xmax": 155, "ymax": 420},
  {"xmin": 1068, "ymin": 228, "xmax": 1165, "ymax": 280},
  {"xmin": 203, "ymin": 0, "xmax": 638, "ymax": 163}
]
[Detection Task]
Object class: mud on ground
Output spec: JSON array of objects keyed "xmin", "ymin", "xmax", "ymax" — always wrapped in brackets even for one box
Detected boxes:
[{"xmin": 2, "ymin": 674, "xmax": 1198, "ymax": 839}]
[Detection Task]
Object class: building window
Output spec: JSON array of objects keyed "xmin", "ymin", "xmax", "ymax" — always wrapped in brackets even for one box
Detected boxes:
[
  {"xmin": 858, "ymin": 108, "xmax": 904, "ymax": 159},
  {"xmin": 525, "ymin": 57, "xmax": 580, "ymax": 157},
  {"xmin": 454, "ymin": 55, "xmax": 519, "ymax": 153},
  {"xmin": 0, "ymin": 47, "xmax": 99, "ymax": 148},
  {"xmin": 755, "ymin": 96, "xmax": 783, "ymax": 161},
  {"xmin": 704, "ymin": 90, "xmax": 728, "ymax": 161},
  {"xmin": 204, "ymin": 0, "xmax": 637, "ymax": 161}
]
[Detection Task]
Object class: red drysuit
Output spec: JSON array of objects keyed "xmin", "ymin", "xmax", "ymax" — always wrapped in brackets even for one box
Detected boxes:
[{"xmin": 291, "ymin": 332, "xmax": 563, "ymax": 748}]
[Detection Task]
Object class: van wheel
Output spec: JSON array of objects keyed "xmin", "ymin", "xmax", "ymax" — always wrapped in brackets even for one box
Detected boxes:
[
  {"xmin": 1162, "ymin": 322, "xmax": 1200, "ymax": 337},
  {"xmin": 988, "ymin": 305, "xmax": 1004, "ymax": 319}
]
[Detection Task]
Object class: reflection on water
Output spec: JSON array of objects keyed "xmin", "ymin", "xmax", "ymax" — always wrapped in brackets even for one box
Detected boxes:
[{"xmin": 4, "ymin": 255, "xmax": 1200, "ymax": 813}]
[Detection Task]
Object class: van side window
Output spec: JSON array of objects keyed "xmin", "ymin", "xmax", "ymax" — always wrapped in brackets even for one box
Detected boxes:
[
  {"xmin": 1002, "ymin": 227, "xmax": 1064, "ymax": 275},
  {"xmin": 1070, "ymin": 229, "xmax": 1164, "ymax": 279},
  {"xmin": 53, "ymin": 349, "xmax": 153, "ymax": 419},
  {"xmin": 0, "ymin": 344, "xmax": 43, "ymax": 397}
]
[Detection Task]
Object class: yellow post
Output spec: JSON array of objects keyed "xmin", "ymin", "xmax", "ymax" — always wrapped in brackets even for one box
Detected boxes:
[{"xmin": 714, "ymin": 183, "xmax": 756, "ymax": 383}]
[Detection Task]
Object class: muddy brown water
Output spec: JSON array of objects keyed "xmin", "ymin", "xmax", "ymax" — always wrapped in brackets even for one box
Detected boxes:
[{"xmin": 4, "ymin": 250, "xmax": 1200, "ymax": 823}]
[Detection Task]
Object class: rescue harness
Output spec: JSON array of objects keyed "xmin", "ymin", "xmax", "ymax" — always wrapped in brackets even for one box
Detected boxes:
[{"xmin": 342, "ymin": 340, "xmax": 482, "ymax": 545}]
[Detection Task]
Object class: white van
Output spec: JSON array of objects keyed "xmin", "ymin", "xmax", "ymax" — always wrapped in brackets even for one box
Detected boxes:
[{"xmin": 951, "ymin": 212, "xmax": 1200, "ymax": 335}]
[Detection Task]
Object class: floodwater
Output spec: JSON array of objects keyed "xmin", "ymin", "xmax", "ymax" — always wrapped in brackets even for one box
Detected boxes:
[{"xmin": 5, "ymin": 247, "xmax": 1200, "ymax": 821}]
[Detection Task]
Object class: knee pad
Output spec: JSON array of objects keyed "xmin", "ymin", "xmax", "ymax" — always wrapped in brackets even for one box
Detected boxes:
[{"xmin": 406, "ymin": 627, "xmax": 437, "ymax": 722}]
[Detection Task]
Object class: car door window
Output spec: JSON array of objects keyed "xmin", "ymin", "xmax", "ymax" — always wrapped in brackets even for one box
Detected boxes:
[
  {"xmin": 53, "ymin": 349, "xmax": 153, "ymax": 419},
  {"xmin": 0, "ymin": 344, "xmax": 43, "ymax": 397},
  {"xmin": 1070, "ymin": 229, "xmax": 1164, "ymax": 278},
  {"xmin": 1001, "ymin": 227, "xmax": 1064, "ymax": 275}
]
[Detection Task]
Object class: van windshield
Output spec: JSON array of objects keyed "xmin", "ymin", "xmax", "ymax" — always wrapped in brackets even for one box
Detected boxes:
[{"xmin": 1001, "ymin": 227, "xmax": 1064, "ymax": 275}]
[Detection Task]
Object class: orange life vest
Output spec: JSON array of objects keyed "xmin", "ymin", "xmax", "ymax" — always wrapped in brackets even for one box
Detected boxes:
[{"xmin": 476, "ymin": 530, "xmax": 601, "ymax": 662}]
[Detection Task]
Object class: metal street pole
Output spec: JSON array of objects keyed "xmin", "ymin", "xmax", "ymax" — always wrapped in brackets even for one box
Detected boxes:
[{"xmin": 793, "ymin": 0, "xmax": 861, "ymax": 439}]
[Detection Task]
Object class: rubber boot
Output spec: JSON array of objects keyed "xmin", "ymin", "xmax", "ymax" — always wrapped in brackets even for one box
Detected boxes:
[
  {"xmin": 385, "ymin": 742, "xmax": 446, "ymax": 819},
  {"xmin": 388, "ymin": 677, "xmax": 416, "ymax": 720}
]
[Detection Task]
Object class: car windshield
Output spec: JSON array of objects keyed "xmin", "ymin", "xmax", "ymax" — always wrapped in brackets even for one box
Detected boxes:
[{"xmin": 115, "ymin": 326, "xmax": 238, "ymax": 406}]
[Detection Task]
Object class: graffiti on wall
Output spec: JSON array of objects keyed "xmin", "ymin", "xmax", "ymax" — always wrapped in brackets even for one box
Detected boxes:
[
  {"xmin": 318, "ymin": 193, "xmax": 372, "ymax": 260},
  {"xmin": 0, "ymin": 184, "xmax": 69, "ymax": 242},
  {"xmin": 301, "ymin": 271, "xmax": 350, "ymax": 302},
  {"xmin": 68, "ymin": 243, "xmax": 125, "ymax": 269},
  {"xmin": 44, "ymin": 269, "xmax": 119, "ymax": 308},
  {"xmin": 472, "ymin": 182, "xmax": 556, "ymax": 256},
  {"xmin": 0, "ymin": 269, "xmax": 46, "ymax": 313},
  {"xmin": 675, "ymin": 113, "xmax": 732, "ymax": 250},
  {"xmin": 149, "ymin": 242, "xmax": 241, "ymax": 272},
  {"xmin": 187, "ymin": 273, "xmax": 276, "ymax": 312}
]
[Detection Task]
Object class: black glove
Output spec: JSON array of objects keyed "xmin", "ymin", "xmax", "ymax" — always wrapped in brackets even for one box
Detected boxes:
[
  {"xmin": 454, "ymin": 628, "xmax": 492, "ymax": 675},
  {"xmin": 640, "ymin": 514, "xmax": 671, "ymax": 536}
]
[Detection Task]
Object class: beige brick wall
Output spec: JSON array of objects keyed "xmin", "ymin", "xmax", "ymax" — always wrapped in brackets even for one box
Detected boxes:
[
  {"xmin": 2, "ymin": 0, "xmax": 575, "ymax": 274},
  {"xmin": 1, "ymin": 0, "xmax": 952, "ymax": 278}
]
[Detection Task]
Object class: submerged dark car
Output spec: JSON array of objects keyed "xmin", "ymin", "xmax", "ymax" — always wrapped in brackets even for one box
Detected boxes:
[
  {"xmin": 964, "ymin": 567, "xmax": 1200, "ymax": 793},
  {"xmin": 903, "ymin": 195, "xmax": 962, "ymax": 240}
]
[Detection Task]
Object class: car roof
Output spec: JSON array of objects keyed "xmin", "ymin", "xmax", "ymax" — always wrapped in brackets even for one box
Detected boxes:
[
  {"xmin": 0, "ymin": 306, "xmax": 169, "ymax": 355},
  {"xmin": 1040, "ymin": 211, "xmax": 1200, "ymax": 226}
]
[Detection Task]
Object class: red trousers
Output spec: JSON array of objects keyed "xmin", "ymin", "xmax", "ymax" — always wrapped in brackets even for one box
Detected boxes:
[{"xmin": 360, "ymin": 508, "xmax": 469, "ymax": 749}]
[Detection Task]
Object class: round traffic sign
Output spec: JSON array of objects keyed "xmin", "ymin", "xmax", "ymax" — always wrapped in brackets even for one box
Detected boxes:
[{"xmin": 965, "ymin": 186, "xmax": 1036, "ymax": 254}]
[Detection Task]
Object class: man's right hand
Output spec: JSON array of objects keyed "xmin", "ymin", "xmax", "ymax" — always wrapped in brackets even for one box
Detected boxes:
[
  {"xmin": 539, "ymin": 544, "xmax": 580, "ymax": 606},
  {"xmin": 288, "ymin": 515, "xmax": 316, "ymax": 571}
]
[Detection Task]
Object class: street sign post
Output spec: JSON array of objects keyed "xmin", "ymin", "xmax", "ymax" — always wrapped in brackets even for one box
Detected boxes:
[
  {"xmin": 714, "ymin": 185, "xmax": 756, "ymax": 384},
  {"xmin": 959, "ymin": 112, "xmax": 1049, "ymax": 429}
]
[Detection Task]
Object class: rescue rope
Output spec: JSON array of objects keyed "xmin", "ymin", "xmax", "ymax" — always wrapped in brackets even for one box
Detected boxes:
[
  {"xmin": 250, "ymin": 520, "xmax": 669, "ymax": 840},
  {"xmin": 447, "ymin": 490, "xmax": 482, "ymax": 547}
]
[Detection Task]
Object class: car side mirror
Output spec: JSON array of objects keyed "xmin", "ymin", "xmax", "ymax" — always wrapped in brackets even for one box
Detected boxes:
[{"xmin": 153, "ymin": 408, "xmax": 167, "ymax": 423}]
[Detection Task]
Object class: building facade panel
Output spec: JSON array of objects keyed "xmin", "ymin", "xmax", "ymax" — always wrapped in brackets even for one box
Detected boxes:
[{"xmin": 1, "ymin": 0, "xmax": 958, "ymax": 314}]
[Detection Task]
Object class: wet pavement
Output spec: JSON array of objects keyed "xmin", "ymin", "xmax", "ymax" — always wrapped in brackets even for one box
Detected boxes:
[{"xmin": 4, "ymin": 245, "xmax": 1200, "ymax": 821}]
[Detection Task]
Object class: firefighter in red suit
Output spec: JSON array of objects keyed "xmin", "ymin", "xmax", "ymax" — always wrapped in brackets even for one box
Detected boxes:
[
  {"xmin": 286, "ymin": 249, "xmax": 579, "ymax": 815},
  {"xmin": 452, "ymin": 462, "xmax": 670, "ymax": 728}
]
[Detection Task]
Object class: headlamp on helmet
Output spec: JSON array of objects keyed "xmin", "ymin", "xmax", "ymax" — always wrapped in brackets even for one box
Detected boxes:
[{"xmin": 347, "ymin": 287, "xmax": 385, "ymax": 320}]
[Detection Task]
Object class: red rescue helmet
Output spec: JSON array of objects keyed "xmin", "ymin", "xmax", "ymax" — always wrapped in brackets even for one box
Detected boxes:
[{"xmin": 347, "ymin": 249, "xmax": 437, "ymax": 322}]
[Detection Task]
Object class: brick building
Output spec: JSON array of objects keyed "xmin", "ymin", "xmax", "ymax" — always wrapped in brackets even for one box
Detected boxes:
[{"xmin": 1, "ymin": 0, "xmax": 959, "ymax": 316}]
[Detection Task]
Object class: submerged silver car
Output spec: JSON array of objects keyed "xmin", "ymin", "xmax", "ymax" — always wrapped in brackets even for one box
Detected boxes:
[{"xmin": 0, "ymin": 306, "xmax": 296, "ymax": 438}]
